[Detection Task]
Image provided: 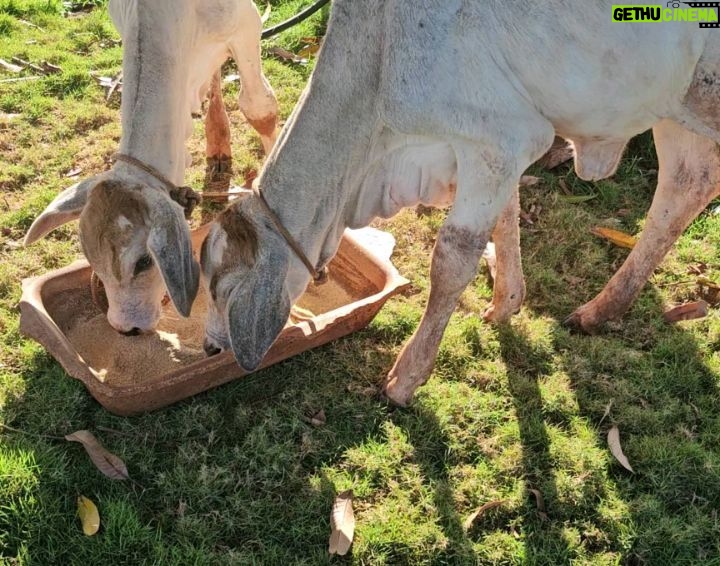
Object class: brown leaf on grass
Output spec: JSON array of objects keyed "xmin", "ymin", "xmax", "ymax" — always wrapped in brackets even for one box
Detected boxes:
[
  {"xmin": 590, "ymin": 226, "xmax": 637, "ymax": 250},
  {"xmin": 77, "ymin": 495, "xmax": 100, "ymax": 536},
  {"xmin": 65, "ymin": 430, "xmax": 129, "ymax": 480},
  {"xmin": 40, "ymin": 61, "xmax": 62, "ymax": 74},
  {"xmin": 663, "ymin": 301, "xmax": 709, "ymax": 324},
  {"xmin": 607, "ymin": 426, "xmax": 634, "ymax": 472},
  {"xmin": 519, "ymin": 175, "xmax": 540, "ymax": 187},
  {"xmin": 528, "ymin": 488, "xmax": 548, "ymax": 521},
  {"xmin": 310, "ymin": 409, "xmax": 326, "ymax": 427},
  {"xmin": 696, "ymin": 276, "xmax": 720, "ymax": 290},
  {"xmin": 328, "ymin": 490, "xmax": 355, "ymax": 556},
  {"xmin": 0, "ymin": 58, "xmax": 22, "ymax": 73},
  {"xmin": 268, "ymin": 46, "xmax": 307, "ymax": 65},
  {"xmin": 462, "ymin": 500, "xmax": 508, "ymax": 531},
  {"xmin": 537, "ymin": 137, "xmax": 574, "ymax": 170},
  {"xmin": 688, "ymin": 262, "xmax": 708, "ymax": 276},
  {"xmin": 298, "ymin": 42, "xmax": 320, "ymax": 58}
]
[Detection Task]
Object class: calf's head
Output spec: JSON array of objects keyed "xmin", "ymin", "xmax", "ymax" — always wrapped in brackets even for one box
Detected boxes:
[
  {"xmin": 200, "ymin": 197, "xmax": 300, "ymax": 370},
  {"xmin": 24, "ymin": 177, "xmax": 199, "ymax": 333}
]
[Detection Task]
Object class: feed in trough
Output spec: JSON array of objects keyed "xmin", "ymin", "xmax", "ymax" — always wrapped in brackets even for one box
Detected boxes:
[{"xmin": 60, "ymin": 272, "xmax": 358, "ymax": 387}]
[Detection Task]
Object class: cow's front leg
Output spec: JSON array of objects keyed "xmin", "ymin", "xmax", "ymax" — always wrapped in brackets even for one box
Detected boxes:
[
  {"xmin": 383, "ymin": 223, "xmax": 491, "ymax": 406},
  {"xmin": 566, "ymin": 119, "xmax": 720, "ymax": 332},
  {"xmin": 483, "ymin": 185, "xmax": 525, "ymax": 323},
  {"xmin": 204, "ymin": 69, "xmax": 233, "ymax": 195}
]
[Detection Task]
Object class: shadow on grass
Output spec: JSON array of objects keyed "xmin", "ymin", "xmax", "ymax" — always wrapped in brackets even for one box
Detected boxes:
[
  {"xmin": 495, "ymin": 324, "xmax": 575, "ymax": 563},
  {"xmin": 518, "ymin": 261, "xmax": 720, "ymax": 563},
  {"xmin": 6, "ymin": 255, "xmax": 720, "ymax": 563}
]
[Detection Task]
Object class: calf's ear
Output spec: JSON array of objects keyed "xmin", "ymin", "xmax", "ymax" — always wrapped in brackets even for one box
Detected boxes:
[
  {"xmin": 24, "ymin": 177, "xmax": 98, "ymax": 245},
  {"xmin": 226, "ymin": 246, "xmax": 292, "ymax": 372},
  {"xmin": 144, "ymin": 189, "xmax": 199, "ymax": 317}
]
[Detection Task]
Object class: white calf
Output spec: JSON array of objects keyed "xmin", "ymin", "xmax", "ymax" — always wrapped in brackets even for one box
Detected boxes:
[{"xmin": 24, "ymin": 0, "xmax": 277, "ymax": 334}]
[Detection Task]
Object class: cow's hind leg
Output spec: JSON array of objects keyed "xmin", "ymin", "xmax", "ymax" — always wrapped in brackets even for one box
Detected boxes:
[
  {"xmin": 382, "ymin": 128, "xmax": 553, "ymax": 406},
  {"xmin": 204, "ymin": 70, "xmax": 233, "ymax": 195},
  {"xmin": 228, "ymin": 4, "xmax": 278, "ymax": 155},
  {"xmin": 483, "ymin": 185, "xmax": 525, "ymax": 322},
  {"xmin": 566, "ymin": 119, "xmax": 720, "ymax": 332}
]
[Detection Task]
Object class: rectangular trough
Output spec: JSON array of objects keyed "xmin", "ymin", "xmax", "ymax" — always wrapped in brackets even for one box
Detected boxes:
[{"xmin": 19, "ymin": 227, "xmax": 409, "ymax": 415}]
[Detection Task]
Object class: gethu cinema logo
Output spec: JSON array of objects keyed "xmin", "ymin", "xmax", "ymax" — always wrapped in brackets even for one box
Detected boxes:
[{"xmin": 612, "ymin": 2, "xmax": 720, "ymax": 27}]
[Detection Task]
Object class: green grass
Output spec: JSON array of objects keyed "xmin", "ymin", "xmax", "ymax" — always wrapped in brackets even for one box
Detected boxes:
[{"xmin": 3, "ymin": 2, "xmax": 720, "ymax": 565}]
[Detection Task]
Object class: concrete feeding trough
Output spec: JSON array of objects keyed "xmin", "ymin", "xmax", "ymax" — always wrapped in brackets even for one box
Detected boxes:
[{"xmin": 19, "ymin": 227, "xmax": 409, "ymax": 415}]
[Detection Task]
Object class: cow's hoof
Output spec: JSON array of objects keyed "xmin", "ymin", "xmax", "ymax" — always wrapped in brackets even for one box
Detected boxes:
[
  {"xmin": 381, "ymin": 376, "xmax": 414, "ymax": 408},
  {"xmin": 482, "ymin": 303, "xmax": 520, "ymax": 324},
  {"xmin": 562, "ymin": 310, "xmax": 600, "ymax": 334}
]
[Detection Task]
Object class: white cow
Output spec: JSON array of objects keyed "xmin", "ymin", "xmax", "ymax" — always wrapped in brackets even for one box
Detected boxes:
[
  {"xmin": 200, "ymin": 1, "xmax": 720, "ymax": 405},
  {"xmin": 24, "ymin": 0, "xmax": 278, "ymax": 335}
]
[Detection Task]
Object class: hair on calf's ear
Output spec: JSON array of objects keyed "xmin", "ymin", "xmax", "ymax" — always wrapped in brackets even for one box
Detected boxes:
[
  {"xmin": 144, "ymin": 189, "xmax": 199, "ymax": 317},
  {"xmin": 226, "ymin": 246, "xmax": 291, "ymax": 372},
  {"xmin": 24, "ymin": 177, "xmax": 98, "ymax": 245}
]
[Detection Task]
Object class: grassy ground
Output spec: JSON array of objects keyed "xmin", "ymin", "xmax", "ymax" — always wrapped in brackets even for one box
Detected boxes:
[{"xmin": 3, "ymin": 2, "xmax": 720, "ymax": 564}]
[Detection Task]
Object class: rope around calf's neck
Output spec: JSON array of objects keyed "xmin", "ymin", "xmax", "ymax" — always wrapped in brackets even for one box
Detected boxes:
[
  {"xmin": 111, "ymin": 153, "xmax": 327, "ymax": 284},
  {"xmin": 112, "ymin": 153, "xmax": 202, "ymax": 219},
  {"xmin": 252, "ymin": 187, "xmax": 328, "ymax": 284}
]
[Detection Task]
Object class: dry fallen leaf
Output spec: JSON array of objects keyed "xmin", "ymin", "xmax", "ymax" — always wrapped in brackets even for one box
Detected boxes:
[
  {"xmin": 696, "ymin": 276, "xmax": 720, "ymax": 290},
  {"xmin": 329, "ymin": 490, "xmax": 355, "ymax": 556},
  {"xmin": 77, "ymin": 495, "xmax": 100, "ymax": 536},
  {"xmin": 65, "ymin": 430, "xmax": 129, "ymax": 480},
  {"xmin": 528, "ymin": 488, "xmax": 548, "ymax": 521},
  {"xmin": 537, "ymin": 136, "xmax": 574, "ymax": 170},
  {"xmin": 519, "ymin": 175, "xmax": 540, "ymax": 187},
  {"xmin": 663, "ymin": 301, "xmax": 709, "ymax": 323},
  {"xmin": 64, "ymin": 167, "xmax": 83, "ymax": 178},
  {"xmin": 590, "ymin": 226, "xmax": 637, "ymax": 250},
  {"xmin": 607, "ymin": 426, "xmax": 634, "ymax": 472},
  {"xmin": 310, "ymin": 409, "xmax": 326, "ymax": 427},
  {"xmin": 298, "ymin": 42, "xmax": 320, "ymax": 58},
  {"xmin": 462, "ymin": 500, "xmax": 507, "ymax": 531},
  {"xmin": 268, "ymin": 46, "xmax": 307, "ymax": 65},
  {"xmin": 0, "ymin": 58, "xmax": 22, "ymax": 73}
]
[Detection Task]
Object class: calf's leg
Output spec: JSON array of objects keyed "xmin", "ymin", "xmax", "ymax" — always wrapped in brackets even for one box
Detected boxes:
[{"xmin": 566, "ymin": 119, "xmax": 720, "ymax": 332}]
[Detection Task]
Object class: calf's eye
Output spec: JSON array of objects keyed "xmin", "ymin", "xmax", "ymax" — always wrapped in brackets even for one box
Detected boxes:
[{"xmin": 134, "ymin": 254, "xmax": 154, "ymax": 276}]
